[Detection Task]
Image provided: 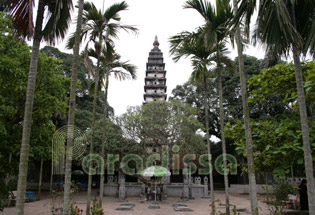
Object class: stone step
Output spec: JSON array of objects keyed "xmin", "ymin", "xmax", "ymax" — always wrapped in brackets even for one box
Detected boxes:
[
  {"xmin": 115, "ymin": 205, "xmax": 134, "ymax": 211},
  {"xmin": 120, "ymin": 203, "xmax": 135, "ymax": 208},
  {"xmin": 148, "ymin": 204, "xmax": 161, "ymax": 209},
  {"xmin": 174, "ymin": 206, "xmax": 193, "ymax": 211},
  {"xmin": 172, "ymin": 203, "xmax": 188, "ymax": 207}
]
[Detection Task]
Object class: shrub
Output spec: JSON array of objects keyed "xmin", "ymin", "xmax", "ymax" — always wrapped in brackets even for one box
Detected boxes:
[{"xmin": 90, "ymin": 197, "xmax": 104, "ymax": 215}]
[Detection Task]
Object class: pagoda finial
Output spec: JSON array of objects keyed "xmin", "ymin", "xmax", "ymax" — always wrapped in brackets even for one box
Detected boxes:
[{"xmin": 153, "ymin": 35, "xmax": 159, "ymax": 47}]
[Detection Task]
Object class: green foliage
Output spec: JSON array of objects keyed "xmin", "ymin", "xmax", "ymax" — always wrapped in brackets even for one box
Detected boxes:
[
  {"xmin": 0, "ymin": 12, "xmax": 69, "ymax": 210},
  {"xmin": 225, "ymin": 61, "xmax": 315, "ymax": 177},
  {"xmin": 248, "ymin": 61, "xmax": 315, "ymax": 107},
  {"xmin": 90, "ymin": 198, "xmax": 104, "ymax": 215},
  {"xmin": 41, "ymin": 46, "xmax": 115, "ymax": 130},
  {"xmin": 264, "ymin": 183, "xmax": 296, "ymax": 214},
  {"xmin": 273, "ymin": 183, "xmax": 296, "ymax": 203},
  {"xmin": 70, "ymin": 203, "xmax": 83, "ymax": 215},
  {"xmin": 93, "ymin": 118, "xmax": 139, "ymax": 157},
  {"xmin": 117, "ymin": 100, "xmax": 206, "ymax": 158},
  {"xmin": 226, "ymin": 62, "xmax": 315, "ymax": 177},
  {"xmin": 225, "ymin": 116, "xmax": 315, "ymax": 177}
]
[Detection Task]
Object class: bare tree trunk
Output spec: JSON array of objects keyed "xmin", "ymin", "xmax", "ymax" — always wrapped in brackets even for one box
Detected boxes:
[
  {"xmin": 38, "ymin": 159, "xmax": 43, "ymax": 199},
  {"xmin": 63, "ymin": 0, "xmax": 84, "ymax": 214},
  {"xmin": 217, "ymin": 44, "xmax": 230, "ymax": 215},
  {"xmin": 86, "ymin": 35, "xmax": 102, "ymax": 215},
  {"xmin": 16, "ymin": 1, "xmax": 45, "ymax": 214},
  {"xmin": 99, "ymin": 73, "xmax": 109, "ymax": 199},
  {"xmin": 292, "ymin": 46, "xmax": 315, "ymax": 215},
  {"xmin": 233, "ymin": 1, "xmax": 258, "ymax": 214},
  {"xmin": 202, "ymin": 69, "xmax": 215, "ymax": 209}
]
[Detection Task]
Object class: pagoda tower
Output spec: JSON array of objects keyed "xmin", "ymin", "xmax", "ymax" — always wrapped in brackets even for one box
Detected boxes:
[{"xmin": 143, "ymin": 36, "xmax": 167, "ymax": 104}]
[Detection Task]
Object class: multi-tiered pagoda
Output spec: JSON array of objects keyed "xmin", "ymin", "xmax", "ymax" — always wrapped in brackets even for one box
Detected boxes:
[{"xmin": 143, "ymin": 36, "xmax": 167, "ymax": 104}]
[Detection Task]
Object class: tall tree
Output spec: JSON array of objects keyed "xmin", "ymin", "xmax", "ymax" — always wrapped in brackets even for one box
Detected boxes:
[
  {"xmin": 170, "ymin": 28, "xmax": 234, "ymax": 215},
  {"xmin": 231, "ymin": 0, "xmax": 259, "ymax": 213},
  {"xmin": 8, "ymin": 1, "xmax": 72, "ymax": 214},
  {"xmin": 0, "ymin": 15, "xmax": 69, "ymax": 210},
  {"xmin": 253, "ymin": 1, "xmax": 315, "ymax": 213},
  {"xmin": 63, "ymin": 0, "xmax": 85, "ymax": 214},
  {"xmin": 67, "ymin": 2, "xmax": 137, "ymax": 213},
  {"xmin": 170, "ymin": 29, "xmax": 215, "ymax": 208},
  {"xmin": 86, "ymin": 45, "xmax": 137, "ymax": 199},
  {"xmin": 181, "ymin": 0, "xmax": 233, "ymax": 213}
]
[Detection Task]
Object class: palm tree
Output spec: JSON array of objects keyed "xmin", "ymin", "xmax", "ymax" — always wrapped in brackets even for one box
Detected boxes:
[
  {"xmin": 182, "ymin": 0, "xmax": 233, "ymax": 213},
  {"xmin": 170, "ymin": 29, "xmax": 215, "ymax": 205},
  {"xmin": 231, "ymin": 0, "xmax": 259, "ymax": 214},
  {"xmin": 63, "ymin": 0, "xmax": 85, "ymax": 214},
  {"xmin": 253, "ymin": 1, "xmax": 315, "ymax": 213},
  {"xmin": 86, "ymin": 45, "xmax": 137, "ymax": 199},
  {"xmin": 67, "ymin": 2, "xmax": 137, "ymax": 213},
  {"xmin": 8, "ymin": 1, "xmax": 72, "ymax": 214},
  {"xmin": 170, "ymin": 28, "xmax": 234, "ymax": 215}
]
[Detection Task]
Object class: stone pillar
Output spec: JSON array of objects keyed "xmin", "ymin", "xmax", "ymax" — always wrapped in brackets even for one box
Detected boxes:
[
  {"xmin": 203, "ymin": 177, "xmax": 209, "ymax": 197},
  {"xmin": 141, "ymin": 182, "xmax": 146, "ymax": 195},
  {"xmin": 188, "ymin": 175, "xmax": 193, "ymax": 199},
  {"xmin": 118, "ymin": 171, "xmax": 126, "ymax": 200},
  {"xmin": 182, "ymin": 163, "xmax": 189, "ymax": 199},
  {"xmin": 162, "ymin": 176, "xmax": 169, "ymax": 200}
]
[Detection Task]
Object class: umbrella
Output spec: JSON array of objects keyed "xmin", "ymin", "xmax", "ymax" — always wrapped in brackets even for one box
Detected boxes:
[
  {"xmin": 72, "ymin": 170, "xmax": 85, "ymax": 175},
  {"xmin": 141, "ymin": 166, "xmax": 171, "ymax": 202},
  {"xmin": 72, "ymin": 170, "xmax": 85, "ymax": 182}
]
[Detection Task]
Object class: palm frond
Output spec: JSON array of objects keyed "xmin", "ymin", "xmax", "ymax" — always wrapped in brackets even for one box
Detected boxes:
[
  {"xmin": 8, "ymin": 0, "xmax": 34, "ymax": 38},
  {"xmin": 84, "ymin": 45, "xmax": 95, "ymax": 78},
  {"xmin": 104, "ymin": 1, "xmax": 128, "ymax": 21},
  {"xmin": 42, "ymin": 0, "xmax": 73, "ymax": 44},
  {"xmin": 184, "ymin": 0, "xmax": 213, "ymax": 22},
  {"xmin": 88, "ymin": 79, "xmax": 102, "ymax": 96},
  {"xmin": 232, "ymin": 0, "xmax": 257, "ymax": 38},
  {"xmin": 190, "ymin": 60, "xmax": 205, "ymax": 84},
  {"xmin": 254, "ymin": 0, "xmax": 302, "ymax": 56},
  {"xmin": 106, "ymin": 23, "xmax": 138, "ymax": 39}
]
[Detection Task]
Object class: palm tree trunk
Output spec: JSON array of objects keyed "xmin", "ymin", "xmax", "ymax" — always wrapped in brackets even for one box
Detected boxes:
[
  {"xmin": 16, "ymin": 1, "xmax": 45, "ymax": 214},
  {"xmin": 292, "ymin": 46, "xmax": 315, "ymax": 215},
  {"xmin": 38, "ymin": 159, "xmax": 43, "ymax": 199},
  {"xmin": 99, "ymin": 73, "xmax": 109, "ymax": 199},
  {"xmin": 233, "ymin": 1, "xmax": 258, "ymax": 214},
  {"xmin": 202, "ymin": 69, "xmax": 215, "ymax": 210},
  {"xmin": 86, "ymin": 37, "xmax": 102, "ymax": 215},
  {"xmin": 216, "ymin": 45, "xmax": 230, "ymax": 215},
  {"xmin": 63, "ymin": 0, "xmax": 85, "ymax": 214}
]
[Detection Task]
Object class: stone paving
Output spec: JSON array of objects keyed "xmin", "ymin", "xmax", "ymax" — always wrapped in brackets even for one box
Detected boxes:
[{"xmin": 1, "ymin": 190, "xmax": 270, "ymax": 215}]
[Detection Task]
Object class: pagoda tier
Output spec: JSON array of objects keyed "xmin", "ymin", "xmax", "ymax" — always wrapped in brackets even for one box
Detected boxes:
[{"xmin": 143, "ymin": 36, "xmax": 167, "ymax": 104}]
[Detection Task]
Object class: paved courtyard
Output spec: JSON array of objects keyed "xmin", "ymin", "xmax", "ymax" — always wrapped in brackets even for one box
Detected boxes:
[{"xmin": 1, "ymin": 190, "xmax": 270, "ymax": 215}]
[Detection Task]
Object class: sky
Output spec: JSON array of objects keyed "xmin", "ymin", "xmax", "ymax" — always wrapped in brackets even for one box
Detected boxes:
[{"xmin": 55, "ymin": 0, "xmax": 266, "ymax": 116}]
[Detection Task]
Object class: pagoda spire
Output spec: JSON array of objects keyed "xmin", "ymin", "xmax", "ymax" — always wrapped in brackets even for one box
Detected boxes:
[
  {"xmin": 143, "ymin": 36, "xmax": 167, "ymax": 104},
  {"xmin": 153, "ymin": 35, "xmax": 159, "ymax": 47}
]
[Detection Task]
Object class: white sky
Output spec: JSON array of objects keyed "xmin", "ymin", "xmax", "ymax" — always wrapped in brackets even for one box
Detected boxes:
[{"xmin": 53, "ymin": 0, "xmax": 266, "ymax": 116}]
